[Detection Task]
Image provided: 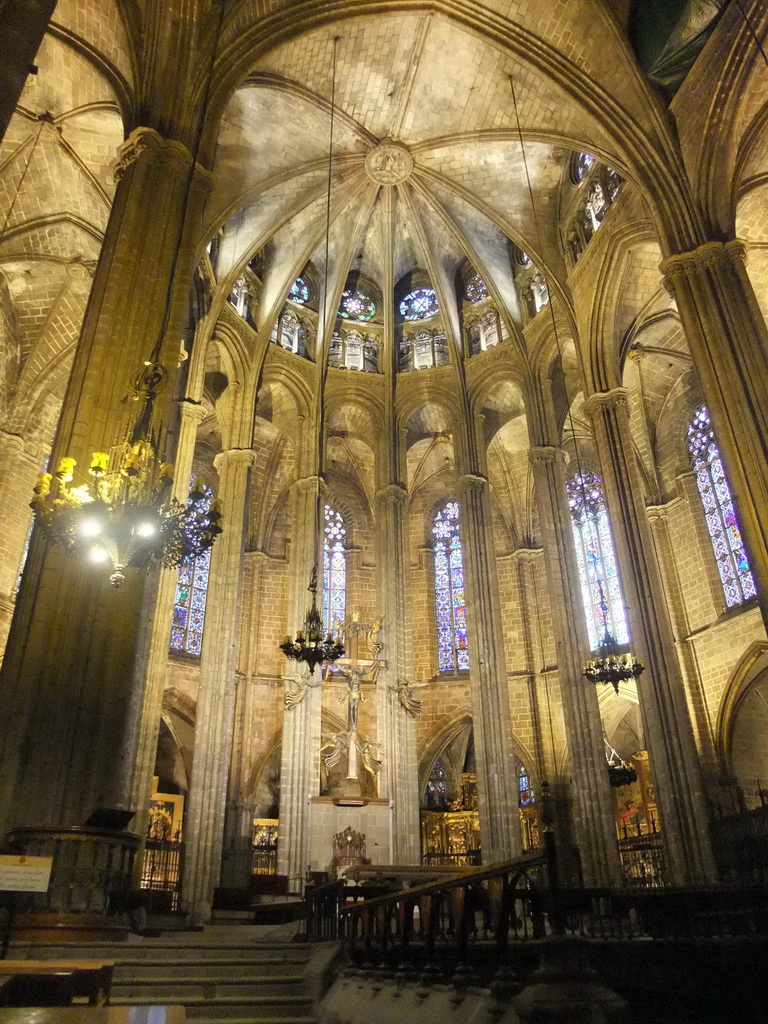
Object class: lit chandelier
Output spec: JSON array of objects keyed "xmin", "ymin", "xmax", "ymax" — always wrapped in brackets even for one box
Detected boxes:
[
  {"xmin": 583, "ymin": 580, "xmax": 644, "ymax": 692},
  {"xmin": 30, "ymin": 361, "xmax": 222, "ymax": 589},
  {"xmin": 280, "ymin": 566, "xmax": 344, "ymax": 674}
]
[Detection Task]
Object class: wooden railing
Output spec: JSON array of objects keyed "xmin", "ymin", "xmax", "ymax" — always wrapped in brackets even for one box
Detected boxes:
[{"xmin": 305, "ymin": 832, "xmax": 768, "ymax": 993}]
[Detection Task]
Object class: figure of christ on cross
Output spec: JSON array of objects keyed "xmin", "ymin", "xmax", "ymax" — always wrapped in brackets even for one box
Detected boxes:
[{"xmin": 321, "ymin": 613, "xmax": 384, "ymax": 806}]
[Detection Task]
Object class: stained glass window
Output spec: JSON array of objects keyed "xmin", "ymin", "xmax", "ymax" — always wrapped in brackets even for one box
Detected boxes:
[
  {"xmin": 465, "ymin": 274, "xmax": 488, "ymax": 302},
  {"xmin": 400, "ymin": 287, "xmax": 439, "ymax": 321},
  {"xmin": 170, "ymin": 480, "xmax": 213, "ymax": 656},
  {"xmin": 518, "ymin": 762, "xmax": 534, "ymax": 807},
  {"xmin": 323, "ymin": 505, "xmax": 346, "ymax": 632},
  {"xmin": 567, "ymin": 472, "xmax": 629, "ymax": 651},
  {"xmin": 339, "ymin": 290, "xmax": 376, "ymax": 321},
  {"xmin": 573, "ymin": 152, "xmax": 594, "ymax": 182},
  {"xmin": 289, "ymin": 277, "xmax": 309, "ymax": 304},
  {"xmin": 517, "ymin": 249, "xmax": 532, "ymax": 267},
  {"xmin": 433, "ymin": 501, "xmax": 469, "ymax": 672},
  {"xmin": 687, "ymin": 406, "xmax": 757, "ymax": 607},
  {"xmin": 426, "ymin": 759, "xmax": 448, "ymax": 810}
]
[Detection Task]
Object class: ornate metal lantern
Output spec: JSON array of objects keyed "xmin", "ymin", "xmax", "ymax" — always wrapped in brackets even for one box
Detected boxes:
[{"xmin": 583, "ymin": 582, "xmax": 644, "ymax": 692}]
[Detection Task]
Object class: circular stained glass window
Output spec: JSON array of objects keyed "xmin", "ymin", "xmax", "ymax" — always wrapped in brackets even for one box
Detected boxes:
[
  {"xmin": 572, "ymin": 152, "xmax": 594, "ymax": 183},
  {"xmin": 517, "ymin": 249, "xmax": 532, "ymax": 267},
  {"xmin": 289, "ymin": 278, "xmax": 309, "ymax": 304},
  {"xmin": 465, "ymin": 274, "xmax": 488, "ymax": 302},
  {"xmin": 399, "ymin": 287, "xmax": 439, "ymax": 321},
  {"xmin": 339, "ymin": 290, "xmax": 376, "ymax": 321}
]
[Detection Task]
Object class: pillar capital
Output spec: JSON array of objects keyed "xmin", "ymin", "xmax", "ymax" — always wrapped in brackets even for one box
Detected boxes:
[
  {"xmin": 375, "ymin": 483, "xmax": 408, "ymax": 505},
  {"xmin": 0, "ymin": 431, "xmax": 26, "ymax": 458},
  {"xmin": 527, "ymin": 445, "xmax": 567, "ymax": 467},
  {"xmin": 582, "ymin": 387, "xmax": 630, "ymax": 419},
  {"xmin": 178, "ymin": 400, "xmax": 207, "ymax": 426},
  {"xmin": 290, "ymin": 474, "xmax": 326, "ymax": 496},
  {"xmin": 213, "ymin": 447, "xmax": 256, "ymax": 472},
  {"xmin": 660, "ymin": 239, "xmax": 748, "ymax": 288},
  {"xmin": 455, "ymin": 472, "xmax": 488, "ymax": 495},
  {"xmin": 111, "ymin": 126, "xmax": 216, "ymax": 192}
]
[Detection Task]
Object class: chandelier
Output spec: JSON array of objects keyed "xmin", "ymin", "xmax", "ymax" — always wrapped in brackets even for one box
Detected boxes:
[
  {"xmin": 30, "ymin": 362, "xmax": 222, "ymax": 589},
  {"xmin": 605, "ymin": 742, "xmax": 638, "ymax": 788},
  {"xmin": 280, "ymin": 567, "xmax": 344, "ymax": 674},
  {"xmin": 582, "ymin": 581, "xmax": 644, "ymax": 692}
]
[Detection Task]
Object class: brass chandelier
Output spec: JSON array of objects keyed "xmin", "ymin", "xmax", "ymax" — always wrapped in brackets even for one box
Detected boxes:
[{"xmin": 30, "ymin": 362, "xmax": 222, "ymax": 589}]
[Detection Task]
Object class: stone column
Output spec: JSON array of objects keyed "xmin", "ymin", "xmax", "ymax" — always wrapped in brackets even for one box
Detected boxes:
[
  {"xmin": 528, "ymin": 446, "xmax": 622, "ymax": 886},
  {"xmin": 584, "ymin": 387, "xmax": 715, "ymax": 884},
  {"xmin": 456, "ymin": 472, "xmax": 520, "ymax": 863},
  {"xmin": 0, "ymin": 0, "xmax": 57, "ymax": 143},
  {"xmin": 0, "ymin": 126, "xmax": 211, "ymax": 836},
  {"xmin": 375, "ymin": 483, "xmax": 420, "ymax": 864},
  {"xmin": 183, "ymin": 447, "xmax": 255, "ymax": 923},
  {"xmin": 277, "ymin": 475, "xmax": 323, "ymax": 892},
  {"xmin": 127, "ymin": 400, "xmax": 207, "ymax": 838},
  {"xmin": 661, "ymin": 241, "xmax": 768, "ymax": 631}
]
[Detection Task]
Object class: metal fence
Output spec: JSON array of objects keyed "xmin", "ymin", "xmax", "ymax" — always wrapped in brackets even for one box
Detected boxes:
[
  {"xmin": 711, "ymin": 802, "xmax": 768, "ymax": 885},
  {"xmin": 140, "ymin": 838, "xmax": 185, "ymax": 912}
]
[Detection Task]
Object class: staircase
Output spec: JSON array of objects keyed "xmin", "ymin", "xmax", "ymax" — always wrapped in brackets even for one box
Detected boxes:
[{"xmin": 8, "ymin": 928, "xmax": 318, "ymax": 1024}]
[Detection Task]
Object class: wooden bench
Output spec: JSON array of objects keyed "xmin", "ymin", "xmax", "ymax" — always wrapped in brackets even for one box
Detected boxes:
[{"xmin": 0, "ymin": 960, "xmax": 115, "ymax": 1006}]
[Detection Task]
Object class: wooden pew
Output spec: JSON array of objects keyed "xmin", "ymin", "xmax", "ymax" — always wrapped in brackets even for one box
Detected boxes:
[{"xmin": 0, "ymin": 960, "xmax": 115, "ymax": 1006}]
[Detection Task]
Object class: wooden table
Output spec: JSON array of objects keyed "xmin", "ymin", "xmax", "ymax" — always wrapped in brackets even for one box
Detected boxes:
[
  {"xmin": 0, "ymin": 1008, "xmax": 185, "ymax": 1023},
  {"xmin": 0, "ymin": 962, "xmax": 115, "ymax": 1006}
]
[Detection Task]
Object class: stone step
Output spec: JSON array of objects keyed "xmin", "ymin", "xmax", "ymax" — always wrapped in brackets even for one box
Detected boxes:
[
  {"xmin": 114, "ymin": 959, "xmax": 307, "ymax": 980},
  {"xmin": 112, "ymin": 975, "xmax": 306, "ymax": 999},
  {"xmin": 112, "ymin": 995, "xmax": 314, "ymax": 1019},
  {"xmin": 10, "ymin": 942, "xmax": 312, "ymax": 963}
]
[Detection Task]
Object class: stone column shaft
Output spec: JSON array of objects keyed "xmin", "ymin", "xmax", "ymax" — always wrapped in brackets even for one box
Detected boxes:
[
  {"xmin": 528, "ymin": 446, "xmax": 622, "ymax": 886},
  {"xmin": 183, "ymin": 447, "xmax": 255, "ymax": 922},
  {"xmin": 127, "ymin": 400, "xmax": 207, "ymax": 838},
  {"xmin": 0, "ymin": 128, "xmax": 210, "ymax": 836},
  {"xmin": 585, "ymin": 388, "xmax": 715, "ymax": 884},
  {"xmin": 457, "ymin": 473, "xmax": 520, "ymax": 863},
  {"xmin": 661, "ymin": 240, "xmax": 768, "ymax": 630},
  {"xmin": 278, "ymin": 475, "xmax": 323, "ymax": 892},
  {"xmin": 375, "ymin": 484, "xmax": 420, "ymax": 864}
]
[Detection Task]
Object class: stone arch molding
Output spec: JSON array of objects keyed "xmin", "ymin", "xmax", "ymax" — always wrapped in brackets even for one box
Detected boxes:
[{"xmin": 716, "ymin": 639, "xmax": 768, "ymax": 773}]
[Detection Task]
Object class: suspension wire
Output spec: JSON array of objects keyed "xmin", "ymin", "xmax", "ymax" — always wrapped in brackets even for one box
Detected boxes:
[
  {"xmin": 508, "ymin": 73, "xmax": 612, "ymax": 641},
  {"xmin": 312, "ymin": 35, "xmax": 340, "ymax": 592},
  {"xmin": 733, "ymin": 0, "xmax": 768, "ymax": 69}
]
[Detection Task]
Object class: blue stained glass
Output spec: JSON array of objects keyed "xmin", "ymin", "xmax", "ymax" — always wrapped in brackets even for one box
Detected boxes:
[
  {"xmin": 687, "ymin": 406, "xmax": 756, "ymax": 608},
  {"xmin": 567, "ymin": 472, "xmax": 629, "ymax": 651},
  {"xmin": 433, "ymin": 501, "xmax": 470, "ymax": 672},
  {"xmin": 400, "ymin": 287, "xmax": 439, "ymax": 321},
  {"xmin": 518, "ymin": 763, "xmax": 534, "ymax": 807},
  {"xmin": 322, "ymin": 505, "xmax": 346, "ymax": 633},
  {"xmin": 289, "ymin": 278, "xmax": 309, "ymax": 304},
  {"xmin": 170, "ymin": 480, "xmax": 212, "ymax": 655}
]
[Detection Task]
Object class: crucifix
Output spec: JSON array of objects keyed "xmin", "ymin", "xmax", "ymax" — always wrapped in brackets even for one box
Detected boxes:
[{"xmin": 320, "ymin": 612, "xmax": 384, "ymax": 806}]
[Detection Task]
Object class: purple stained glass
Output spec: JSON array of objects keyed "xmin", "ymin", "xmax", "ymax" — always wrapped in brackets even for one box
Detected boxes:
[
  {"xmin": 170, "ymin": 480, "xmax": 212, "ymax": 655},
  {"xmin": 567, "ymin": 472, "xmax": 629, "ymax": 651},
  {"xmin": 322, "ymin": 505, "xmax": 346, "ymax": 633},
  {"xmin": 433, "ymin": 501, "xmax": 470, "ymax": 672},
  {"xmin": 687, "ymin": 406, "xmax": 756, "ymax": 608},
  {"xmin": 400, "ymin": 287, "xmax": 439, "ymax": 321}
]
